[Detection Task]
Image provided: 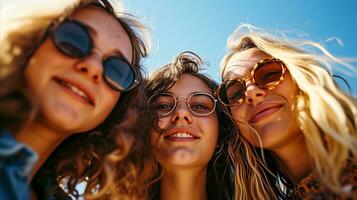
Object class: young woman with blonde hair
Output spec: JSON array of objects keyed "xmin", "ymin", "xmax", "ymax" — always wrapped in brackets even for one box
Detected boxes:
[
  {"xmin": 0, "ymin": 0, "xmax": 153, "ymax": 199},
  {"xmin": 217, "ymin": 24, "xmax": 357, "ymax": 199}
]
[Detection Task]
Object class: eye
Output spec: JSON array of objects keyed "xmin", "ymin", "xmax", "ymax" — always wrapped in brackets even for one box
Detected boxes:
[
  {"xmin": 259, "ymin": 70, "xmax": 281, "ymax": 82},
  {"xmin": 156, "ymin": 103, "xmax": 174, "ymax": 111},
  {"xmin": 230, "ymin": 91, "xmax": 243, "ymax": 100},
  {"xmin": 190, "ymin": 103, "xmax": 210, "ymax": 110},
  {"xmin": 225, "ymin": 80, "xmax": 244, "ymax": 102}
]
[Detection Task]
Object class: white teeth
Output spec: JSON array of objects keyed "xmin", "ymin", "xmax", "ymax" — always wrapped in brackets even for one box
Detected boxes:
[
  {"xmin": 65, "ymin": 82, "xmax": 89, "ymax": 100},
  {"xmin": 170, "ymin": 132, "xmax": 194, "ymax": 138}
]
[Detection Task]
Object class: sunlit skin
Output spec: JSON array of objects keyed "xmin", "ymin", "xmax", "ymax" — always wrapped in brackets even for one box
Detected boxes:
[
  {"xmin": 15, "ymin": 6, "xmax": 133, "ymax": 180},
  {"xmin": 223, "ymin": 48, "xmax": 313, "ymax": 182},
  {"xmin": 151, "ymin": 74, "xmax": 218, "ymax": 200}
]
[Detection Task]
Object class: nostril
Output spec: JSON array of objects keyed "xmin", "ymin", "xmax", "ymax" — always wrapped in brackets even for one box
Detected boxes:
[
  {"xmin": 93, "ymin": 75, "xmax": 99, "ymax": 80},
  {"xmin": 80, "ymin": 67, "xmax": 88, "ymax": 73}
]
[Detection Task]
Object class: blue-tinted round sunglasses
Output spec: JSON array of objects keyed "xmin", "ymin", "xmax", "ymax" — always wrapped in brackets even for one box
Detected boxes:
[{"xmin": 52, "ymin": 20, "xmax": 139, "ymax": 92}]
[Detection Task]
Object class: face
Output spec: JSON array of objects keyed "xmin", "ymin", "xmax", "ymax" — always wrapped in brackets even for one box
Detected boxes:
[
  {"xmin": 25, "ymin": 6, "xmax": 133, "ymax": 135},
  {"xmin": 150, "ymin": 74, "xmax": 219, "ymax": 170},
  {"xmin": 222, "ymin": 48, "xmax": 301, "ymax": 150}
]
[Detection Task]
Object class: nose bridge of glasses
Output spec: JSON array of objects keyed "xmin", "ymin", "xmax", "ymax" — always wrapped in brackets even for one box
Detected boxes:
[
  {"xmin": 175, "ymin": 96, "xmax": 190, "ymax": 110},
  {"xmin": 91, "ymin": 47, "xmax": 104, "ymax": 60},
  {"xmin": 241, "ymin": 70, "xmax": 254, "ymax": 83},
  {"xmin": 244, "ymin": 79, "xmax": 257, "ymax": 89},
  {"xmin": 76, "ymin": 47, "xmax": 105, "ymax": 82},
  {"xmin": 169, "ymin": 96, "xmax": 193, "ymax": 123},
  {"xmin": 176, "ymin": 96, "xmax": 189, "ymax": 101}
]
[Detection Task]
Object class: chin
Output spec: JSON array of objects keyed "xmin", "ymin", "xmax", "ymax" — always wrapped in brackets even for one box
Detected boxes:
[
  {"xmin": 167, "ymin": 160, "xmax": 196, "ymax": 167},
  {"xmin": 158, "ymin": 149, "xmax": 204, "ymax": 168},
  {"xmin": 40, "ymin": 107, "xmax": 87, "ymax": 134},
  {"xmin": 49, "ymin": 117, "xmax": 82, "ymax": 133}
]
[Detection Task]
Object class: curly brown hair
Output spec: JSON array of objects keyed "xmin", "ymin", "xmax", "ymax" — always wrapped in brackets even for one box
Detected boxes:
[
  {"xmin": 1, "ymin": 0, "xmax": 154, "ymax": 199},
  {"xmin": 145, "ymin": 51, "xmax": 234, "ymax": 200}
]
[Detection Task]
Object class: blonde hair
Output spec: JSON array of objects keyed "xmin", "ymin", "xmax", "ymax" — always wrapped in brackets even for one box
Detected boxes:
[{"xmin": 221, "ymin": 24, "xmax": 357, "ymax": 199}]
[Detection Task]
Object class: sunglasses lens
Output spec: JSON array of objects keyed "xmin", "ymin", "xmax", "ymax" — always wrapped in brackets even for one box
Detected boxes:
[
  {"xmin": 103, "ymin": 57, "xmax": 136, "ymax": 91},
  {"xmin": 53, "ymin": 21, "xmax": 91, "ymax": 57},
  {"xmin": 254, "ymin": 61, "xmax": 283, "ymax": 87},
  {"xmin": 149, "ymin": 94, "xmax": 175, "ymax": 117},
  {"xmin": 223, "ymin": 80, "xmax": 245, "ymax": 106},
  {"xmin": 189, "ymin": 94, "xmax": 215, "ymax": 115}
]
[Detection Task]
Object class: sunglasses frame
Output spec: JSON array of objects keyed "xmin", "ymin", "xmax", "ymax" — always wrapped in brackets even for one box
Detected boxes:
[
  {"xmin": 217, "ymin": 57, "xmax": 286, "ymax": 107},
  {"xmin": 148, "ymin": 92, "xmax": 217, "ymax": 117},
  {"xmin": 51, "ymin": 19, "xmax": 139, "ymax": 92}
]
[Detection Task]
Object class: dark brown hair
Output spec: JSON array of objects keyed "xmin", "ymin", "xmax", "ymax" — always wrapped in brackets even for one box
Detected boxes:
[{"xmin": 145, "ymin": 51, "xmax": 234, "ymax": 200}]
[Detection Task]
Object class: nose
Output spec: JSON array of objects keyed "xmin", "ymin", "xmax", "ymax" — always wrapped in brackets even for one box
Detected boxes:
[
  {"xmin": 74, "ymin": 49, "xmax": 103, "ymax": 83},
  {"xmin": 171, "ymin": 100, "xmax": 193, "ymax": 124},
  {"xmin": 245, "ymin": 80, "xmax": 266, "ymax": 105}
]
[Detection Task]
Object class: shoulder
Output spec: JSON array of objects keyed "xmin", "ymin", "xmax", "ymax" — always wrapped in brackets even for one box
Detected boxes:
[
  {"xmin": 0, "ymin": 130, "xmax": 38, "ymax": 176},
  {"xmin": 0, "ymin": 130, "xmax": 38, "ymax": 199},
  {"xmin": 292, "ymin": 158, "xmax": 357, "ymax": 199}
]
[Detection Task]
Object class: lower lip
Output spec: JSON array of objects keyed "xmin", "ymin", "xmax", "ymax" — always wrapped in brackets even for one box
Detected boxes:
[
  {"xmin": 250, "ymin": 105, "xmax": 282, "ymax": 123},
  {"xmin": 55, "ymin": 79, "xmax": 91, "ymax": 105}
]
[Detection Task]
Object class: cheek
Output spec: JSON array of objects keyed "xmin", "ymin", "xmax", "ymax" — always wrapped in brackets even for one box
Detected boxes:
[
  {"xmin": 96, "ymin": 90, "xmax": 121, "ymax": 121},
  {"xmin": 149, "ymin": 117, "xmax": 170, "ymax": 145},
  {"xmin": 24, "ymin": 39, "xmax": 65, "ymax": 93},
  {"xmin": 25, "ymin": 56, "xmax": 48, "ymax": 93},
  {"xmin": 209, "ymin": 116, "xmax": 219, "ymax": 138},
  {"xmin": 238, "ymin": 124, "xmax": 253, "ymax": 143},
  {"xmin": 230, "ymin": 106, "xmax": 245, "ymax": 122},
  {"xmin": 150, "ymin": 129, "xmax": 161, "ymax": 147},
  {"xmin": 279, "ymin": 74, "xmax": 299, "ymax": 100},
  {"xmin": 150, "ymin": 128, "xmax": 165, "ymax": 162},
  {"xmin": 229, "ymin": 107, "xmax": 254, "ymax": 143},
  {"xmin": 156, "ymin": 117, "xmax": 171, "ymax": 130},
  {"xmin": 204, "ymin": 115, "xmax": 219, "ymax": 145}
]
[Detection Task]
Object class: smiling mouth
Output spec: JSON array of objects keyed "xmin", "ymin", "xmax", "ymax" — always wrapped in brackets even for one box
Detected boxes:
[
  {"xmin": 249, "ymin": 105, "xmax": 282, "ymax": 123},
  {"xmin": 164, "ymin": 132, "xmax": 199, "ymax": 141},
  {"xmin": 55, "ymin": 78, "xmax": 94, "ymax": 106}
]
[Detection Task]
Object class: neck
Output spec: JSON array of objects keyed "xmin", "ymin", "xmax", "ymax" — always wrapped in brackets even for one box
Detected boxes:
[
  {"xmin": 272, "ymin": 133, "xmax": 313, "ymax": 183},
  {"xmin": 160, "ymin": 167, "xmax": 207, "ymax": 200},
  {"xmin": 15, "ymin": 120, "xmax": 68, "ymax": 181}
]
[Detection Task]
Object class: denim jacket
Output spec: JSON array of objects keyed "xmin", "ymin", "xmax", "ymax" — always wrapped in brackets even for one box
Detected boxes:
[{"xmin": 0, "ymin": 130, "xmax": 38, "ymax": 200}]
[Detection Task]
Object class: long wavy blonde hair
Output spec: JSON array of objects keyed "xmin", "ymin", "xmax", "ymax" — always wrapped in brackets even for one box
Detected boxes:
[
  {"xmin": 1, "ymin": 0, "xmax": 154, "ymax": 199},
  {"xmin": 220, "ymin": 24, "xmax": 357, "ymax": 199}
]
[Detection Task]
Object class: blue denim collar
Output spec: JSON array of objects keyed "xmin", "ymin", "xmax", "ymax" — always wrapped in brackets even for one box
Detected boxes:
[{"xmin": 0, "ymin": 130, "xmax": 38, "ymax": 177}]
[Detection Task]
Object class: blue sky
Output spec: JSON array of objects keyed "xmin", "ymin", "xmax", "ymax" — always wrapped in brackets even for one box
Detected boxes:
[{"xmin": 125, "ymin": 0, "xmax": 357, "ymax": 96}]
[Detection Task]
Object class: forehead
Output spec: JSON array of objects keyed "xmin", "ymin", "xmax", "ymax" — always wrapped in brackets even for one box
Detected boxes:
[
  {"xmin": 70, "ymin": 6, "xmax": 133, "ymax": 62},
  {"xmin": 223, "ymin": 48, "xmax": 269, "ymax": 80},
  {"xmin": 168, "ymin": 74, "xmax": 212, "ymax": 96}
]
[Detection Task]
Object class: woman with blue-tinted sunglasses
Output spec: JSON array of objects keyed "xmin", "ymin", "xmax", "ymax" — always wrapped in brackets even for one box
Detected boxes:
[{"xmin": 0, "ymin": 0, "xmax": 153, "ymax": 199}]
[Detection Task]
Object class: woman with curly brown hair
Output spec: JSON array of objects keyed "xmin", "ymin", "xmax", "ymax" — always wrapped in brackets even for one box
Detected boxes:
[
  {"xmin": 146, "ymin": 51, "xmax": 234, "ymax": 200},
  {"xmin": 0, "ymin": 0, "xmax": 153, "ymax": 199}
]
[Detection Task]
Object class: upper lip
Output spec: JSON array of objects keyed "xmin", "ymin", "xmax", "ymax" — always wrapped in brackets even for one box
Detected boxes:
[
  {"xmin": 248, "ymin": 102, "xmax": 282, "ymax": 122},
  {"xmin": 54, "ymin": 76, "xmax": 95, "ymax": 106},
  {"xmin": 163, "ymin": 126, "xmax": 200, "ymax": 139}
]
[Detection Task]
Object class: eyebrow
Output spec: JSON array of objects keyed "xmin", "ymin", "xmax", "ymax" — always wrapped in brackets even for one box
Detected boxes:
[
  {"xmin": 78, "ymin": 21, "xmax": 131, "ymax": 63},
  {"xmin": 223, "ymin": 62, "xmax": 252, "ymax": 80},
  {"xmin": 112, "ymin": 49, "xmax": 131, "ymax": 63},
  {"xmin": 80, "ymin": 22, "xmax": 98, "ymax": 37},
  {"xmin": 223, "ymin": 70, "xmax": 244, "ymax": 81},
  {"xmin": 165, "ymin": 91, "xmax": 213, "ymax": 96}
]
